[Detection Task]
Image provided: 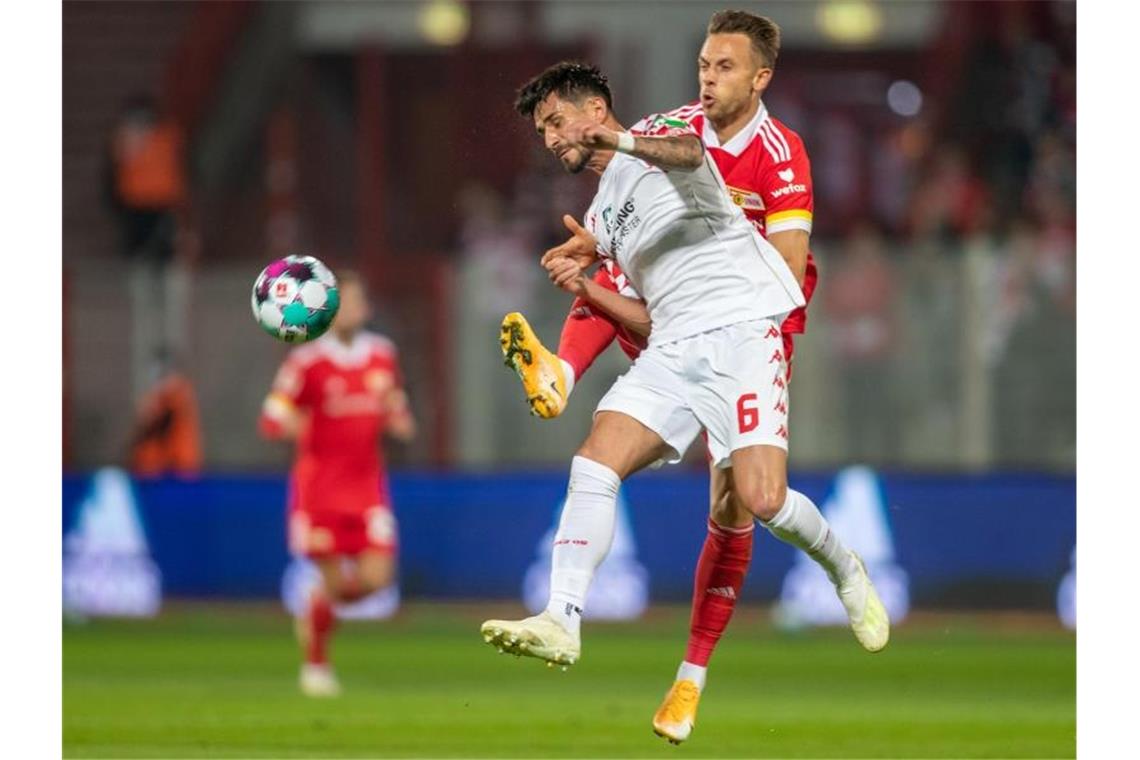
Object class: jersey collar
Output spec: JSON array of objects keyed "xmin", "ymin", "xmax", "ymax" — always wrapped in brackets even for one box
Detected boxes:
[
  {"xmin": 701, "ymin": 100, "xmax": 768, "ymax": 158},
  {"xmin": 318, "ymin": 332, "xmax": 373, "ymax": 367}
]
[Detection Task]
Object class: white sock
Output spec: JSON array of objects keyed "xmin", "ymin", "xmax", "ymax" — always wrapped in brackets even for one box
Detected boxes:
[
  {"xmin": 677, "ymin": 661, "xmax": 707, "ymax": 690},
  {"xmin": 545, "ymin": 455, "xmax": 620, "ymax": 637},
  {"xmin": 559, "ymin": 358, "xmax": 576, "ymax": 397},
  {"xmin": 763, "ymin": 489, "xmax": 858, "ymax": 585}
]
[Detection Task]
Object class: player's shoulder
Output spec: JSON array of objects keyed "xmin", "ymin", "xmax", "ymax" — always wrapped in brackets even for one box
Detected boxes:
[
  {"xmin": 662, "ymin": 100, "xmax": 703, "ymax": 124},
  {"xmin": 284, "ymin": 341, "xmax": 324, "ymax": 369},
  {"xmin": 630, "ymin": 101, "xmax": 703, "ymax": 135},
  {"xmin": 756, "ymin": 110, "xmax": 808, "ymax": 163},
  {"xmin": 360, "ymin": 330, "xmax": 398, "ymax": 358}
]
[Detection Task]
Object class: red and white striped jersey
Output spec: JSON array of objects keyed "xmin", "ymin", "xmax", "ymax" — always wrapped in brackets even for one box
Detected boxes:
[{"xmin": 653, "ymin": 100, "xmax": 818, "ymax": 334}]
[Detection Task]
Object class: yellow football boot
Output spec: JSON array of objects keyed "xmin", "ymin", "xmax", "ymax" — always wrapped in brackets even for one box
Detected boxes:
[
  {"xmin": 652, "ymin": 679, "xmax": 702, "ymax": 744},
  {"xmin": 500, "ymin": 312, "xmax": 568, "ymax": 419}
]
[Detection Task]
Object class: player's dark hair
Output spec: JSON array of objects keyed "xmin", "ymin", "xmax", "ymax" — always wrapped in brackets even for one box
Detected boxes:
[
  {"xmin": 514, "ymin": 61, "xmax": 614, "ymax": 119},
  {"xmin": 707, "ymin": 10, "xmax": 782, "ymax": 69}
]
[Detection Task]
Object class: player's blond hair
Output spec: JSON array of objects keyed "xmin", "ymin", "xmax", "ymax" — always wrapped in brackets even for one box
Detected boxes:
[{"xmin": 707, "ymin": 10, "xmax": 782, "ymax": 69}]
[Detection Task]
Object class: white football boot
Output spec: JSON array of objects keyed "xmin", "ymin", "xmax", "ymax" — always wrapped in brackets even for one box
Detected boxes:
[
  {"xmin": 480, "ymin": 611, "xmax": 580, "ymax": 670},
  {"xmin": 299, "ymin": 663, "xmax": 342, "ymax": 697},
  {"xmin": 837, "ymin": 551, "xmax": 891, "ymax": 652}
]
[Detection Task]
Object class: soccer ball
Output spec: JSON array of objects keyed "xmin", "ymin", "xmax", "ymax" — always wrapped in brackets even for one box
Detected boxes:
[{"xmin": 251, "ymin": 255, "xmax": 340, "ymax": 343}]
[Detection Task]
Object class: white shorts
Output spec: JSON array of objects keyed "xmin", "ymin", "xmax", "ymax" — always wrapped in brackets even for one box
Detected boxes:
[{"xmin": 595, "ymin": 319, "xmax": 790, "ymax": 468}]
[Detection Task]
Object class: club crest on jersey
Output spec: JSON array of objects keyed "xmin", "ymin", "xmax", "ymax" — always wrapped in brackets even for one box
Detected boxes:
[{"xmin": 727, "ymin": 185, "xmax": 765, "ymax": 212}]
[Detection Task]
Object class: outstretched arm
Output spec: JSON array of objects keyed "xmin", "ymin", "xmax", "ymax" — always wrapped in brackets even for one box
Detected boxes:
[{"xmin": 563, "ymin": 120, "xmax": 704, "ymax": 172}]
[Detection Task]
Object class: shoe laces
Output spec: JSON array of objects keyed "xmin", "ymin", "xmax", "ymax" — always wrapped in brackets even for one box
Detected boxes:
[{"xmin": 660, "ymin": 680, "xmax": 700, "ymax": 723}]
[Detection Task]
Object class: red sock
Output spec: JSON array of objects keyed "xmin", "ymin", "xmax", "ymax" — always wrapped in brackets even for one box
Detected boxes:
[
  {"xmin": 558, "ymin": 297, "xmax": 619, "ymax": 379},
  {"xmin": 684, "ymin": 519, "xmax": 754, "ymax": 666},
  {"xmin": 305, "ymin": 592, "xmax": 336, "ymax": 665}
]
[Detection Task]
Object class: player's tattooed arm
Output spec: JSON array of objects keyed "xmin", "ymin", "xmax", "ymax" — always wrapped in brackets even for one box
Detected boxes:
[
  {"xmin": 625, "ymin": 133, "xmax": 704, "ymax": 172},
  {"xmin": 563, "ymin": 120, "xmax": 704, "ymax": 172},
  {"xmin": 545, "ymin": 257, "xmax": 652, "ymax": 337}
]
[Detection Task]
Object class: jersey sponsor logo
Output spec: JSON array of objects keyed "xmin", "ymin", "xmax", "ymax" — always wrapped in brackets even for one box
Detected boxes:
[
  {"xmin": 602, "ymin": 199, "xmax": 641, "ymax": 256},
  {"xmin": 771, "ymin": 182, "xmax": 809, "ymax": 199},
  {"xmin": 778, "ymin": 168, "xmax": 796, "ymax": 182},
  {"xmin": 727, "ymin": 184, "xmax": 765, "ymax": 212}
]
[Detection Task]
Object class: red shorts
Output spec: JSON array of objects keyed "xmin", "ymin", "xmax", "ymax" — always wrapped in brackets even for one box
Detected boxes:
[{"xmin": 289, "ymin": 506, "xmax": 398, "ymax": 559}]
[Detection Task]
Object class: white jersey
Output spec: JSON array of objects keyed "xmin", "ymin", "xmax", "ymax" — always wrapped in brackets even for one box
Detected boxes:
[{"xmin": 583, "ymin": 113, "xmax": 804, "ymax": 346}]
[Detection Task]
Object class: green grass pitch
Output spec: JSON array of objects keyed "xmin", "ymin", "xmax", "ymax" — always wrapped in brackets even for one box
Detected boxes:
[{"xmin": 64, "ymin": 603, "xmax": 1074, "ymax": 758}]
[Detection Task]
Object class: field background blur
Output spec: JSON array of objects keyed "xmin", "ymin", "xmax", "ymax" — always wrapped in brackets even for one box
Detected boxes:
[{"xmin": 62, "ymin": 2, "xmax": 1075, "ymax": 758}]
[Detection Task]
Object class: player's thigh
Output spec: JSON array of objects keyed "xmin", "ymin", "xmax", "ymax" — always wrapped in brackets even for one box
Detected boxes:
[
  {"xmin": 311, "ymin": 555, "xmax": 347, "ymax": 594},
  {"xmin": 577, "ymin": 411, "xmax": 676, "ymax": 479},
  {"xmin": 590, "ymin": 347, "xmax": 701, "ymax": 478},
  {"xmin": 351, "ymin": 549, "xmax": 396, "ymax": 592},
  {"xmin": 708, "ymin": 461, "xmax": 752, "ymax": 529},
  {"xmin": 729, "ymin": 444, "xmax": 789, "ymax": 522}
]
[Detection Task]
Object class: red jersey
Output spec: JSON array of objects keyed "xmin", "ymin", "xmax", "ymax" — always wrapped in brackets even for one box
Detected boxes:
[
  {"xmin": 668, "ymin": 100, "xmax": 817, "ymax": 334},
  {"xmin": 260, "ymin": 331, "xmax": 409, "ymax": 515}
]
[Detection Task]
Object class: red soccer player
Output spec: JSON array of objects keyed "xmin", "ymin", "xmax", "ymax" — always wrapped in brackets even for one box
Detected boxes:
[
  {"xmin": 499, "ymin": 12, "xmax": 868, "ymax": 745},
  {"xmin": 259, "ymin": 270, "xmax": 416, "ymax": 697}
]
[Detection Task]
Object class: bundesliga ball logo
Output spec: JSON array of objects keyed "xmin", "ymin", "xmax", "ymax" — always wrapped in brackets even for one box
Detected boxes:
[{"xmin": 251, "ymin": 255, "xmax": 340, "ymax": 343}]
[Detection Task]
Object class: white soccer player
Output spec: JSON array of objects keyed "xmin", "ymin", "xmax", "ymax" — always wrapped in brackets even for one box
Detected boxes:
[
  {"xmin": 498, "ymin": 13, "xmax": 854, "ymax": 744},
  {"xmin": 482, "ymin": 62, "xmax": 888, "ymax": 690}
]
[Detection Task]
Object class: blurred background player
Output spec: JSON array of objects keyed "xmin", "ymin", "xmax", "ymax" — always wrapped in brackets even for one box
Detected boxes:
[
  {"xmin": 259, "ymin": 270, "xmax": 416, "ymax": 696},
  {"xmin": 500, "ymin": 12, "xmax": 838, "ymax": 743}
]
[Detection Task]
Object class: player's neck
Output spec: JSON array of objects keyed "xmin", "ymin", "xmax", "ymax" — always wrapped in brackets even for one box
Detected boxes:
[
  {"xmin": 333, "ymin": 330, "xmax": 358, "ymax": 347},
  {"xmin": 711, "ymin": 99, "xmax": 761, "ymax": 145}
]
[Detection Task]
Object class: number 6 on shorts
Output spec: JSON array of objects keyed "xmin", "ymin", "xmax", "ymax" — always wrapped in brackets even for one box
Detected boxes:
[{"xmin": 737, "ymin": 393, "xmax": 759, "ymax": 433}]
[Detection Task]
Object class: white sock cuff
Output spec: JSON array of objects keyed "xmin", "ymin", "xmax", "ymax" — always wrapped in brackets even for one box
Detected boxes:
[
  {"xmin": 764, "ymin": 489, "xmax": 800, "ymax": 530},
  {"xmin": 560, "ymin": 358, "xmax": 577, "ymax": 397},
  {"xmin": 570, "ymin": 455, "xmax": 621, "ymax": 493},
  {"xmin": 764, "ymin": 489, "xmax": 828, "ymax": 552},
  {"xmin": 677, "ymin": 661, "xmax": 708, "ymax": 690}
]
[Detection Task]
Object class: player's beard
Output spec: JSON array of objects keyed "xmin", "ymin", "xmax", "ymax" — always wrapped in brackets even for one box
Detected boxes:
[{"xmin": 561, "ymin": 146, "xmax": 592, "ymax": 174}]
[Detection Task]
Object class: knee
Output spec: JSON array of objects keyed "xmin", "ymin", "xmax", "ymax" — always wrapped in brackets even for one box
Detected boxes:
[
  {"xmin": 710, "ymin": 490, "xmax": 751, "ymax": 527},
  {"xmin": 357, "ymin": 563, "xmax": 395, "ymax": 595},
  {"xmin": 735, "ymin": 479, "xmax": 787, "ymax": 523}
]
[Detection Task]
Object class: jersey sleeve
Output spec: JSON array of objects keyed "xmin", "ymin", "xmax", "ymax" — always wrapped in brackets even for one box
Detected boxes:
[
  {"xmin": 761, "ymin": 128, "xmax": 815, "ymax": 235},
  {"xmin": 258, "ymin": 351, "xmax": 312, "ymax": 439},
  {"xmin": 629, "ymin": 112, "xmax": 701, "ymax": 139}
]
